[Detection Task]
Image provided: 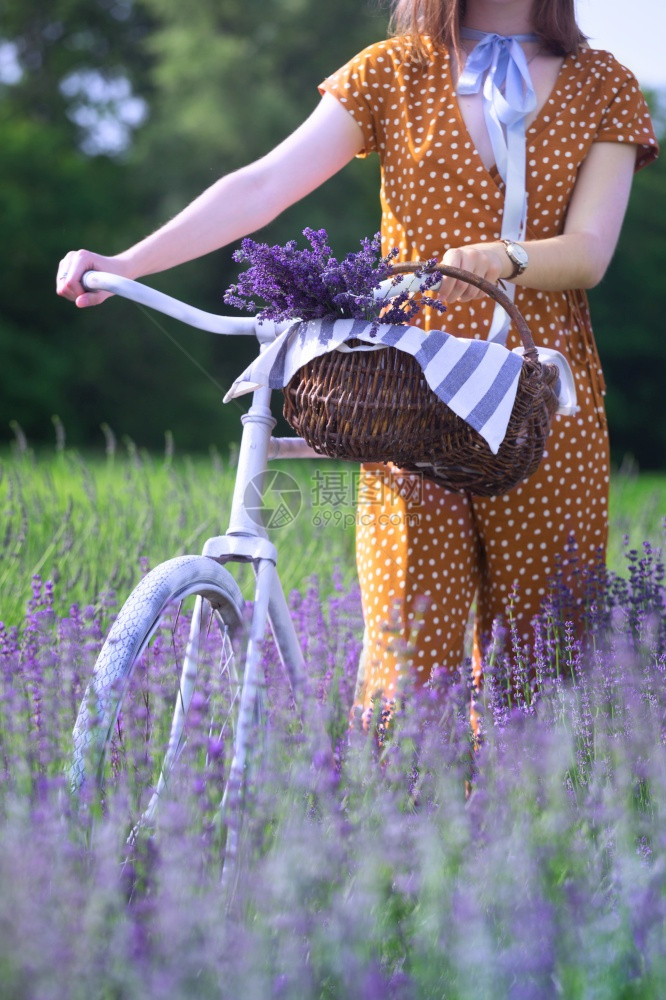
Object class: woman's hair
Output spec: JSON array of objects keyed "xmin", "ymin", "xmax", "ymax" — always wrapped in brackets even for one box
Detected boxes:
[{"xmin": 389, "ymin": 0, "xmax": 587, "ymax": 61}]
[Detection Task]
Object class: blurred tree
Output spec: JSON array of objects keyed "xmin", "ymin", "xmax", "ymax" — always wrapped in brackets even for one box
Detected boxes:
[
  {"xmin": 0, "ymin": 0, "xmax": 388, "ymax": 452},
  {"xmin": 0, "ymin": 0, "xmax": 244, "ymax": 449},
  {"xmin": 588, "ymin": 125, "xmax": 666, "ymax": 470},
  {"xmin": 590, "ymin": 92, "xmax": 666, "ymax": 469},
  {"xmin": 0, "ymin": 0, "xmax": 154, "ymax": 150},
  {"xmin": 131, "ymin": 0, "xmax": 387, "ymax": 296},
  {"xmin": 122, "ymin": 0, "xmax": 389, "ymax": 446},
  {"xmin": 0, "ymin": 104, "xmax": 243, "ymax": 450}
]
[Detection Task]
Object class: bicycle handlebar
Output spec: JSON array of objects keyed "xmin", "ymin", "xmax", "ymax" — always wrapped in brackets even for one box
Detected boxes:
[
  {"xmin": 81, "ymin": 271, "xmax": 289, "ymax": 339},
  {"xmin": 81, "ymin": 269, "xmax": 439, "ymax": 338}
]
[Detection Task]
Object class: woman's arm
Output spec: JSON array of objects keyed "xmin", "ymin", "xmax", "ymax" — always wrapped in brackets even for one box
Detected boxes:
[
  {"xmin": 57, "ymin": 93, "xmax": 364, "ymax": 308},
  {"xmin": 437, "ymin": 141, "xmax": 638, "ymax": 302}
]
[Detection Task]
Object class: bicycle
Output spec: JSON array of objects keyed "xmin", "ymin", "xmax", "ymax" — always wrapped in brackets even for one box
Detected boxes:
[
  {"xmin": 69, "ymin": 264, "xmax": 572, "ymax": 889},
  {"xmin": 69, "ymin": 266, "xmax": 431, "ymax": 886}
]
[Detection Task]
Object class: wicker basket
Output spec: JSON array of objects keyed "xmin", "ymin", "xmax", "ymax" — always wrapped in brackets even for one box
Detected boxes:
[{"xmin": 282, "ymin": 263, "xmax": 560, "ymax": 497}]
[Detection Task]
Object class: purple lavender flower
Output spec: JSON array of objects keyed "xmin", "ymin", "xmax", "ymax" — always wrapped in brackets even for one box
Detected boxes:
[
  {"xmin": 224, "ymin": 228, "xmax": 446, "ymax": 330},
  {"xmin": 3, "ymin": 494, "xmax": 666, "ymax": 994}
]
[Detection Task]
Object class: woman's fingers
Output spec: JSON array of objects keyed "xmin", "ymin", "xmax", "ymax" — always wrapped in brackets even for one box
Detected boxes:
[
  {"xmin": 56, "ymin": 250, "xmax": 117, "ymax": 307},
  {"xmin": 436, "ymin": 244, "xmax": 506, "ymax": 303}
]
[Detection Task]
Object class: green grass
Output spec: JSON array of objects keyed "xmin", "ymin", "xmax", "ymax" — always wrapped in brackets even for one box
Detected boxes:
[
  {"xmin": 1, "ymin": 442, "xmax": 663, "ymax": 626},
  {"xmin": 0, "ymin": 444, "xmax": 357, "ymax": 625},
  {"xmin": 607, "ymin": 465, "xmax": 666, "ymax": 564}
]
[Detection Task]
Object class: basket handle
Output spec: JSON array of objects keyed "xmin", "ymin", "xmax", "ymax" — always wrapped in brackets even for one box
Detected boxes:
[{"xmin": 388, "ymin": 261, "xmax": 538, "ymax": 362}]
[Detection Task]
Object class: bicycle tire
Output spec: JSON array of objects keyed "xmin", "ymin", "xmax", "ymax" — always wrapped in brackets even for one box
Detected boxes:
[{"xmin": 71, "ymin": 555, "xmax": 257, "ymax": 841}]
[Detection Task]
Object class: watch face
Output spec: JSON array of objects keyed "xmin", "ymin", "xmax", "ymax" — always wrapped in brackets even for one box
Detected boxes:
[
  {"xmin": 504, "ymin": 240, "xmax": 528, "ymax": 273},
  {"xmin": 509, "ymin": 242, "xmax": 528, "ymax": 267},
  {"xmin": 513, "ymin": 243, "xmax": 528, "ymax": 267}
]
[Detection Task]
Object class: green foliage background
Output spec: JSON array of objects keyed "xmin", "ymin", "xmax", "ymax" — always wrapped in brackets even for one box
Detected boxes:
[{"xmin": 1, "ymin": 0, "xmax": 664, "ymax": 466}]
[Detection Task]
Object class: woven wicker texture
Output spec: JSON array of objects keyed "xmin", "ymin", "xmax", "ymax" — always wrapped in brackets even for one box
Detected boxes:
[{"xmin": 282, "ymin": 264, "xmax": 560, "ymax": 497}]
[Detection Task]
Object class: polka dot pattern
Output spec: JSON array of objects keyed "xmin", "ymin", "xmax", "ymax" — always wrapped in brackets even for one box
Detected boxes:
[{"xmin": 319, "ymin": 35, "xmax": 658, "ymax": 716}]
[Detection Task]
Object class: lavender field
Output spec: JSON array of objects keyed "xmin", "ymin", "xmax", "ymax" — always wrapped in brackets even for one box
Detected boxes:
[{"xmin": 1, "ymin": 444, "xmax": 666, "ymax": 998}]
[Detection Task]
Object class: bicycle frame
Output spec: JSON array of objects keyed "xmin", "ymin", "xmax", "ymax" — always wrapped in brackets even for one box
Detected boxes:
[{"xmin": 81, "ymin": 271, "xmax": 334, "ymax": 798}]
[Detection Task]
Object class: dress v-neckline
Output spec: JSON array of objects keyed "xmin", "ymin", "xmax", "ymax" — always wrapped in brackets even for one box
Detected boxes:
[{"xmin": 445, "ymin": 48, "xmax": 574, "ymax": 182}]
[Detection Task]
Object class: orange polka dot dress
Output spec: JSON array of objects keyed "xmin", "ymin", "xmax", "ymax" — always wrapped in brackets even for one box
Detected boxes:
[{"xmin": 319, "ymin": 35, "xmax": 658, "ymax": 718}]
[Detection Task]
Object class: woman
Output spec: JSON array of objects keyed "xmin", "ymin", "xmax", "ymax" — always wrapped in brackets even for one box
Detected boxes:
[{"xmin": 57, "ymin": 0, "xmax": 658, "ymax": 722}]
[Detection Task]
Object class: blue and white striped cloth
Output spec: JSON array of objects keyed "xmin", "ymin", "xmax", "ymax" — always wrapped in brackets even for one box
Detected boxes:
[{"xmin": 223, "ymin": 317, "xmax": 576, "ymax": 455}]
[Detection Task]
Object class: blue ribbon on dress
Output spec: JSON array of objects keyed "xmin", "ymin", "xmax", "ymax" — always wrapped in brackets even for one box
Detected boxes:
[{"xmin": 457, "ymin": 28, "xmax": 538, "ymax": 344}]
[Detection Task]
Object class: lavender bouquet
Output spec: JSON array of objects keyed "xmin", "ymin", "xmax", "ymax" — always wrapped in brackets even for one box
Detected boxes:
[{"xmin": 223, "ymin": 228, "xmax": 445, "ymax": 329}]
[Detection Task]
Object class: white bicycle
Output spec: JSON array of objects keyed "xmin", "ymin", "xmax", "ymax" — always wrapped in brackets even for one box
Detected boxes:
[
  {"xmin": 69, "ymin": 266, "xmax": 432, "ymax": 884},
  {"xmin": 69, "ymin": 264, "xmax": 571, "ymax": 887}
]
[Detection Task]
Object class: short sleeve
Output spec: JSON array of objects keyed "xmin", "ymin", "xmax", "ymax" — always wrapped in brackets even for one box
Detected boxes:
[
  {"xmin": 318, "ymin": 41, "xmax": 394, "ymax": 158},
  {"xmin": 592, "ymin": 54, "xmax": 659, "ymax": 172}
]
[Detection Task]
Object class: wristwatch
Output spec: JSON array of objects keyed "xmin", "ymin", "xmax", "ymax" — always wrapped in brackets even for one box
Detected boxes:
[{"xmin": 501, "ymin": 239, "xmax": 529, "ymax": 279}]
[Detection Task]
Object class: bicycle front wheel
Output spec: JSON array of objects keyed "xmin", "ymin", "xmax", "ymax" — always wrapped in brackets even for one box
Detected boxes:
[{"xmin": 71, "ymin": 555, "xmax": 256, "ymax": 838}]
